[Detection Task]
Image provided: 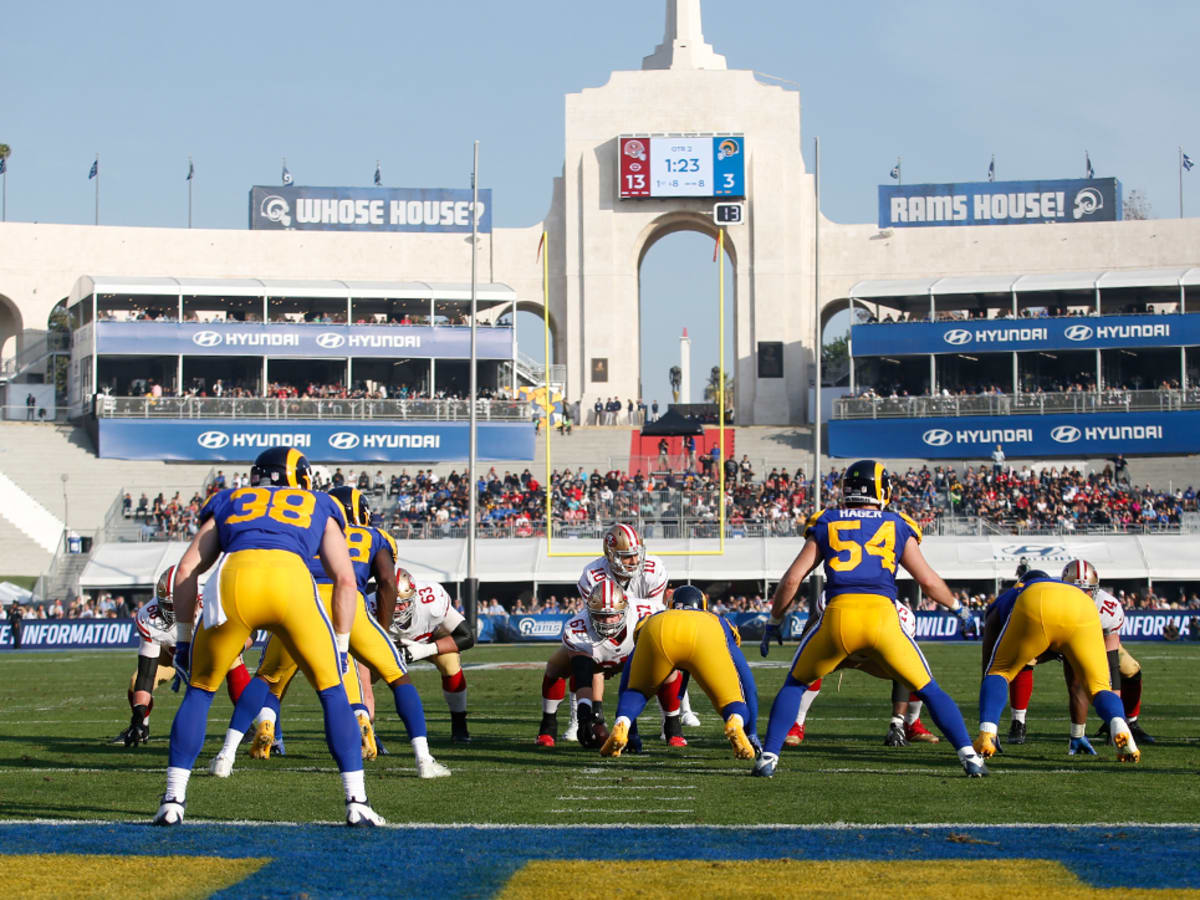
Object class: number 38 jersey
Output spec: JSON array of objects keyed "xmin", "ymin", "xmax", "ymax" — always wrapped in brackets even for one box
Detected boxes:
[
  {"xmin": 804, "ymin": 507, "xmax": 922, "ymax": 602},
  {"xmin": 305, "ymin": 525, "xmax": 397, "ymax": 592},
  {"xmin": 200, "ymin": 486, "xmax": 345, "ymax": 559}
]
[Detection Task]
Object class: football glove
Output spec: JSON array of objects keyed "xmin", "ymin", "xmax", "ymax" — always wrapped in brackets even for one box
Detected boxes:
[
  {"xmin": 577, "ymin": 702, "xmax": 605, "ymax": 749},
  {"xmin": 172, "ymin": 641, "xmax": 191, "ymax": 684},
  {"xmin": 120, "ymin": 706, "xmax": 151, "ymax": 747},
  {"xmin": 760, "ymin": 620, "xmax": 783, "ymax": 657},
  {"xmin": 1068, "ymin": 735, "xmax": 1098, "ymax": 756},
  {"xmin": 953, "ymin": 605, "xmax": 978, "ymax": 640},
  {"xmin": 400, "ymin": 638, "xmax": 438, "ymax": 665}
]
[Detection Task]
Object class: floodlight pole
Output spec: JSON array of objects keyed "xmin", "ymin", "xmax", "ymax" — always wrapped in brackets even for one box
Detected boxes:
[
  {"xmin": 813, "ymin": 136, "xmax": 822, "ymax": 511},
  {"xmin": 466, "ymin": 141, "xmax": 480, "ymax": 631}
]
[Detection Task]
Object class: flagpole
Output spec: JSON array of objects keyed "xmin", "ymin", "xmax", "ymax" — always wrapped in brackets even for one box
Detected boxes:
[
  {"xmin": 94, "ymin": 153, "xmax": 99, "ymax": 226},
  {"xmin": 187, "ymin": 156, "xmax": 193, "ymax": 228},
  {"xmin": 466, "ymin": 139, "xmax": 479, "ymax": 633},
  {"xmin": 1181, "ymin": 147, "xmax": 1185, "ymax": 219},
  {"xmin": 897, "ymin": 155, "xmax": 902, "ymax": 187},
  {"xmin": 813, "ymin": 135, "xmax": 822, "ymax": 512}
]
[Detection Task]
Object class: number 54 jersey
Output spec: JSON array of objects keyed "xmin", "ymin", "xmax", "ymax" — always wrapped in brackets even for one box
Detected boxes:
[{"xmin": 804, "ymin": 507, "xmax": 922, "ymax": 601}]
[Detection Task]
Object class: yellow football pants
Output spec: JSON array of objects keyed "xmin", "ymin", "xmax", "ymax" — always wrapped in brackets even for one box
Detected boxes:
[
  {"xmin": 255, "ymin": 583, "xmax": 407, "ymax": 702},
  {"xmin": 189, "ymin": 549, "xmax": 341, "ymax": 694},
  {"xmin": 789, "ymin": 593, "xmax": 933, "ymax": 691},
  {"xmin": 626, "ymin": 610, "xmax": 745, "ymax": 712},
  {"xmin": 986, "ymin": 582, "xmax": 1111, "ymax": 697}
]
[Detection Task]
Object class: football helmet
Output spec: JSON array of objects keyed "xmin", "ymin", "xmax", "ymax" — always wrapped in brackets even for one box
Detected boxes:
[
  {"xmin": 603, "ymin": 523, "xmax": 645, "ymax": 582},
  {"xmin": 587, "ymin": 580, "xmax": 629, "ymax": 639},
  {"xmin": 330, "ymin": 486, "xmax": 371, "ymax": 527},
  {"xmin": 394, "ymin": 567, "xmax": 417, "ymax": 630},
  {"xmin": 155, "ymin": 564, "xmax": 178, "ymax": 628},
  {"xmin": 1061, "ymin": 559, "xmax": 1100, "ymax": 596},
  {"xmin": 670, "ymin": 585, "xmax": 708, "ymax": 611},
  {"xmin": 250, "ymin": 446, "xmax": 313, "ymax": 490},
  {"xmin": 840, "ymin": 459, "xmax": 890, "ymax": 507}
]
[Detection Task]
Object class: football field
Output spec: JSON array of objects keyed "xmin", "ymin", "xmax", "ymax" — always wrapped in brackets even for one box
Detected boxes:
[{"xmin": 0, "ymin": 642, "xmax": 1198, "ymax": 896}]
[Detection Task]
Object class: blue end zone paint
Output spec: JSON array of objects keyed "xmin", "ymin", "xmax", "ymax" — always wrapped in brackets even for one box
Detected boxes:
[{"xmin": 0, "ymin": 824, "xmax": 1196, "ymax": 897}]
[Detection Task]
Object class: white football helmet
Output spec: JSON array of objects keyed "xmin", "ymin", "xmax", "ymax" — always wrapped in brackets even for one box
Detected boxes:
[
  {"xmin": 587, "ymin": 580, "xmax": 629, "ymax": 639},
  {"xmin": 603, "ymin": 523, "xmax": 644, "ymax": 583},
  {"xmin": 1061, "ymin": 559, "xmax": 1099, "ymax": 596},
  {"xmin": 394, "ymin": 567, "xmax": 417, "ymax": 630}
]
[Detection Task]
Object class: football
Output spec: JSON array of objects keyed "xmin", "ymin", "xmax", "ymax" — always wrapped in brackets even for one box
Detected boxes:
[{"xmin": 590, "ymin": 720, "xmax": 610, "ymax": 748}]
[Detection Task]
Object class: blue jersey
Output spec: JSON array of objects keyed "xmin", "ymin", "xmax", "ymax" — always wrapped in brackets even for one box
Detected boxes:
[
  {"xmin": 306, "ymin": 524, "xmax": 397, "ymax": 591},
  {"xmin": 200, "ymin": 486, "xmax": 344, "ymax": 559},
  {"xmin": 804, "ymin": 507, "xmax": 922, "ymax": 601}
]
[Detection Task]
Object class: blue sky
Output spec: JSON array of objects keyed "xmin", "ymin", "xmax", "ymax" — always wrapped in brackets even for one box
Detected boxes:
[{"xmin": 2, "ymin": 1, "xmax": 1196, "ymax": 397}]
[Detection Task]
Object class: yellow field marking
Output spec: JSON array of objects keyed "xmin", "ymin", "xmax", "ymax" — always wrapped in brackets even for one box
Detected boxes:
[
  {"xmin": 499, "ymin": 859, "xmax": 1199, "ymax": 899},
  {"xmin": 0, "ymin": 853, "xmax": 269, "ymax": 899}
]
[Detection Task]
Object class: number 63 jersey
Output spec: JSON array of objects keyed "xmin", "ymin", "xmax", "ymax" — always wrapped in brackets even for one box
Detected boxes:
[{"xmin": 804, "ymin": 507, "xmax": 922, "ymax": 601}]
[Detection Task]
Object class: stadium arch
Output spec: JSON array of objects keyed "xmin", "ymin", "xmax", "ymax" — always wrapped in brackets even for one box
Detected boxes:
[{"xmin": 0, "ymin": 292, "xmax": 24, "ymax": 364}]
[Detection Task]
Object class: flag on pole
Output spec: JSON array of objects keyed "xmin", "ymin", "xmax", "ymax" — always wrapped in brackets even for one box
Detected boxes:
[
  {"xmin": 0, "ymin": 158, "xmax": 6, "ymax": 175},
  {"xmin": 373, "ymin": 161, "xmax": 382, "ymax": 186},
  {"xmin": 889, "ymin": 162, "xmax": 900, "ymax": 180},
  {"xmin": 1185, "ymin": 152, "xmax": 1195, "ymax": 172},
  {"xmin": 713, "ymin": 229, "xmax": 723, "ymax": 262},
  {"xmin": 1085, "ymin": 151, "xmax": 1094, "ymax": 179},
  {"xmin": 281, "ymin": 162, "xmax": 293, "ymax": 185},
  {"xmin": 987, "ymin": 156, "xmax": 995, "ymax": 182},
  {"xmin": 535, "ymin": 231, "xmax": 546, "ymax": 261},
  {"xmin": 186, "ymin": 159, "xmax": 194, "ymax": 181},
  {"xmin": 88, "ymin": 159, "xmax": 98, "ymax": 180}
]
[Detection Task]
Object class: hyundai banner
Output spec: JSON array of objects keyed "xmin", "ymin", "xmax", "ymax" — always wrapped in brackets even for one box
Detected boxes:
[
  {"xmin": 878, "ymin": 178, "xmax": 1120, "ymax": 228},
  {"xmin": 851, "ymin": 314, "xmax": 1198, "ymax": 357},
  {"xmin": 93, "ymin": 321, "xmax": 513, "ymax": 360},
  {"xmin": 249, "ymin": 186, "xmax": 491, "ymax": 233},
  {"xmin": 98, "ymin": 420, "xmax": 535, "ymax": 462},
  {"xmin": 830, "ymin": 411, "xmax": 1200, "ymax": 459}
]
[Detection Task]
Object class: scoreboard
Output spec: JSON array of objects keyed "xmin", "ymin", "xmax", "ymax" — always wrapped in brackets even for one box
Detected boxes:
[{"xmin": 618, "ymin": 135, "xmax": 745, "ymax": 199}]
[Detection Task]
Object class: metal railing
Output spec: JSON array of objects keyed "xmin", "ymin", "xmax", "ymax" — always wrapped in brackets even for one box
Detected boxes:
[
  {"xmin": 94, "ymin": 395, "xmax": 533, "ymax": 421},
  {"xmin": 834, "ymin": 389, "xmax": 1200, "ymax": 420}
]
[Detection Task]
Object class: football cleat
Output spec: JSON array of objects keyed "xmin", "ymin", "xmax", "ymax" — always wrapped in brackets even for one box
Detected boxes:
[
  {"xmin": 151, "ymin": 795, "xmax": 186, "ymax": 826},
  {"xmin": 973, "ymin": 731, "xmax": 1000, "ymax": 758},
  {"xmin": 884, "ymin": 722, "xmax": 909, "ymax": 747},
  {"xmin": 1129, "ymin": 721, "xmax": 1156, "ymax": 744},
  {"xmin": 346, "ymin": 799, "xmax": 385, "ymax": 827},
  {"xmin": 960, "ymin": 754, "xmax": 990, "ymax": 778},
  {"xmin": 250, "ymin": 720, "xmax": 276, "ymax": 759},
  {"xmin": 751, "ymin": 751, "xmax": 778, "ymax": 777},
  {"xmin": 272, "ymin": 732, "xmax": 286, "ymax": 756},
  {"xmin": 207, "ymin": 753, "xmax": 234, "ymax": 778},
  {"xmin": 600, "ymin": 719, "xmax": 630, "ymax": 758},
  {"xmin": 1008, "ymin": 719, "xmax": 1027, "ymax": 745},
  {"xmin": 357, "ymin": 712, "xmax": 378, "ymax": 761},
  {"xmin": 681, "ymin": 710, "xmax": 701, "ymax": 728},
  {"xmin": 906, "ymin": 719, "xmax": 940, "ymax": 743},
  {"xmin": 534, "ymin": 733, "xmax": 556, "ymax": 748},
  {"xmin": 666, "ymin": 735, "xmax": 688, "ymax": 748},
  {"xmin": 375, "ymin": 736, "xmax": 389, "ymax": 756},
  {"xmin": 416, "ymin": 756, "xmax": 452, "ymax": 779},
  {"xmin": 784, "ymin": 723, "xmax": 805, "ymax": 747},
  {"xmin": 724, "ymin": 714, "xmax": 756, "ymax": 760},
  {"xmin": 450, "ymin": 711, "xmax": 471, "ymax": 743},
  {"xmin": 563, "ymin": 721, "xmax": 579, "ymax": 743},
  {"xmin": 1111, "ymin": 723, "xmax": 1141, "ymax": 763}
]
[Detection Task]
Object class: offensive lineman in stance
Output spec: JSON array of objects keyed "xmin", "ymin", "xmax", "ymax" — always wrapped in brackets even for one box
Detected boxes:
[
  {"xmin": 153, "ymin": 446, "xmax": 383, "ymax": 826},
  {"xmin": 753, "ymin": 459, "xmax": 988, "ymax": 778},
  {"xmin": 976, "ymin": 567, "xmax": 1141, "ymax": 763},
  {"xmin": 602, "ymin": 585, "xmax": 759, "ymax": 760}
]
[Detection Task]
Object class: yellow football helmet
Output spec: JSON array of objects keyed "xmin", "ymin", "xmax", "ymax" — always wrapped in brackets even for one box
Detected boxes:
[
  {"xmin": 587, "ymin": 580, "xmax": 629, "ymax": 638},
  {"xmin": 603, "ymin": 523, "xmax": 644, "ymax": 582},
  {"xmin": 330, "ymin": 486, "xmax": 371, "ymax": 527}
]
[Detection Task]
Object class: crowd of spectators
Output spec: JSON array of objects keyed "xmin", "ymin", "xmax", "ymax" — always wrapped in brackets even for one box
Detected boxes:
[
  {"xmin": 8, "ymin": 592, "xmax": 136, "ymax": 620},
  {"xmin": 97, "ymin": 307, "xmax": 501, "ymax": 327},
  {"xmin": 864, "ymin": 301, "xmax": 1174, "ymax": 324}
]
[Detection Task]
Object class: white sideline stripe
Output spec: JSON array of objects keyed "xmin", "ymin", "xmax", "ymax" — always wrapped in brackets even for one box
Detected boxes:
[
  {"xmin": 816, "ymin": 767, "xmax": 1087, "ymax": 776},
  {"xmin": 563, "ymin": 786, "xmax": 696, "ymax": 791},
  {"xmin": 1, "ymin": 819, "xmax": 1195, "ymax": 830},
  {"xmin": 0, "ymin": 469, "xmax": 63, "ymax": 552},
  {"xmin": 556, "ymin": 796, "xmax": 694, "ymax": 801},
  {"xmin": 549, "ymin": 809, "xmax": 695, "ymax": 814}
]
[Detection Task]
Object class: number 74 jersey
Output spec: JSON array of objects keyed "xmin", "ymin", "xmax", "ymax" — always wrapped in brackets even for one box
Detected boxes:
[{"xmin": 804, "ymin": 507, "xmax": 922, "ymax": 601}]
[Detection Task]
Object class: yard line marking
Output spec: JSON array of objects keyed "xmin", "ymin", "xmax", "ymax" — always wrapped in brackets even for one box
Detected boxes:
[
  {"xmin": 548, "ymin": 809, "xmax": 695, "ymax": 814},
  {"xmin": 556, "ymin": 796, "xmax": 695, "ymax": 801},
  {"xmin": 0, "ymin": 819, "xmax": 1195, "ymax": 829},
  {"xmin": 562, "ymin": 785, "xmax": 696, "ymax": 791}
]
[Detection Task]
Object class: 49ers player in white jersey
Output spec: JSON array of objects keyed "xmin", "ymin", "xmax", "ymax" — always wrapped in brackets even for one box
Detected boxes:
[
  {"xmin": 536, "ymin": 523, "xmax": 680, "ymax": 748},
  {"xmin": 112, "ymin": 564, "xmax": 251, "ymax": 747},
  {"xmin": 388, "ymin": 568, "xmax": 476, "ymax": 742}
]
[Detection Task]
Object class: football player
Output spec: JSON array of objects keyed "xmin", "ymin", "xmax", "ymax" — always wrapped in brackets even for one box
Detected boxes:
[
  {"xmin": 753, "ymin": 460, "xmax": 988, "ymax": 778},
  {"xmin": 207, "ymin": 486, "xmax": 450, "ymax": 780},
  {"xmin": 153, "ymin": 446, "xmax": 384, "ymax": 827},
  {"xmin": 536, "ymin": 523, "xmax": 677, "ymax": 747},
  {"xmin": 975, "ymin": 567, "xmax": 1141, "ymax": 763},
  {"xmin": 113, "ymin": 564, "xmax": 251, "ymax": 747},
  {"xmin": 602, "ymin": 585, "xmax": 759, "ymax": 761},
  {"xmin": 388, "ymin": 566, "xmax": 476, "ymax": 743}
]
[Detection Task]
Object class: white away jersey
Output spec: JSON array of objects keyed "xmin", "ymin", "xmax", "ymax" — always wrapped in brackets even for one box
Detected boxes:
[
  {"xmin": 577, "ymin": 554, "xmax": 668, "ymax": 602},
  {"xmin": 390, "ymin": 580, "xmax": 464, "ymax": 643},
  {"xmin": 1094, "ymin": 588, "xmax": 1125, "ymax": 636},
  {"xmin": 135, "ymin": 600, "xmax": 175, "ymax": 650},
  {"xmin": 561, "ymin": 596, "xmax": 665, "ymax": 669}
]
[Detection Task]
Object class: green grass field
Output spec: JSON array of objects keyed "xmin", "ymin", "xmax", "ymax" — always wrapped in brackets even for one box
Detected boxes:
[{"xmin": 0, "ymin": 642, "xmax": 1197, "ymax": 826}]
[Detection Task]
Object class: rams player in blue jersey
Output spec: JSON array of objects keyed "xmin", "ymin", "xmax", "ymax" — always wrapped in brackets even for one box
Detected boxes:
[
  {"xmin": 601, "ymin": 585, "xmax": 760, "ymax": 760},
  {"xmin": 976, "ymin": 568, "xmax": 1141, "ymax": 762},
  {"xmin": 206, "ymin": 485, "xmax": 451, "ymax": 779},
  {"xmin": 153, "ymin": 446, "xmax": 383, "ymax": 826},
  {"xmin": 753, "ymin": 460, "xmax": 988, "ymax": 778}
]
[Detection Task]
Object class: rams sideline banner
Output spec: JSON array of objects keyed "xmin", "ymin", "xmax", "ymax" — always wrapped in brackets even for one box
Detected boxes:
[
  {"xmin": 878, "ymin": 178, "xmax": 1120, "ymax": 228},
  {"xmin": 829, "ymin": 411, "xmax": 1200, "ymax": 459},
  {"xmin": 96, "ymin": 419, "xmax": 535, "ymax": 462},
  {"xmin": 249, "ymin": 186, "xmax": 491, "ymax": 233},
  {"xmin": 1, "ymin": 610, "xmax": 1195, "ymax": 648},
  {"xmin": 94, "ymin": 321, "xmax": 513, "ymax": 359},
  {"xmin": 851, "ymin": 313, "xmax": 1196, "ymax": 357}
]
